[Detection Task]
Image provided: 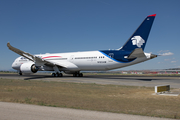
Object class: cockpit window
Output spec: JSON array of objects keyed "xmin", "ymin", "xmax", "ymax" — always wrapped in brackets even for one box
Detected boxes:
[
  {"xmin": 21, "ymin": 57, "xmax": 27, "ymax": 59},
  {"xmin": 19, "ymin": 57, "xmax": 28, "ymax": 61}
]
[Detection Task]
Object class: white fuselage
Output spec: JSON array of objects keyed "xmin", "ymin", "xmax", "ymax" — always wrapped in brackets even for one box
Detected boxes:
[{"xmin": 12, "ymin": 50, "xmax": 152, "ymax": 72}]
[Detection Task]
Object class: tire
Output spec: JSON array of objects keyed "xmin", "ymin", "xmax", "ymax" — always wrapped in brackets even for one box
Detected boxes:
[
  {"xmin": 52, "ymin": 73, "xmax": 56, "ymax": 77},
  {"xmin": 79, "ymin": 73, "xmax": 83, "ymax": 77}
]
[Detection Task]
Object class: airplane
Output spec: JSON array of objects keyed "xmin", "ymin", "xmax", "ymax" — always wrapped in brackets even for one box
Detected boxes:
[{"xmin": 7, "ymin": 14, "xmax": 157, "ymax": 77}]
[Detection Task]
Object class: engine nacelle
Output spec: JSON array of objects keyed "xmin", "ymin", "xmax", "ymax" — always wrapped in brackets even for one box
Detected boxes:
[{"xmin": 20, "ymin": 62, "xmax": 38, "ymax": 73}]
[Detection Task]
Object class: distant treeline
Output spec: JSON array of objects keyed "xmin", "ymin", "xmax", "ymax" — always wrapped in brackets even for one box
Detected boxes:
[
  {"xmin": 165, "ymin": 68, "xmax": 180, "ymax": 70},
  {"xmin": 0, "ymin": 71, "xmax": 16, "ymax": 73}
]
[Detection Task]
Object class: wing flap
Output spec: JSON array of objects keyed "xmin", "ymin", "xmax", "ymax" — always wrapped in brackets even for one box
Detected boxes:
[{"xmin": 45, "ymin": 60, "xmax": 79, "ymax": 70}]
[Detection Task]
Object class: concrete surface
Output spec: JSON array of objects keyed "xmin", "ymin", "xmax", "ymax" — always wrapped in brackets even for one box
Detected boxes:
[
  {"xmin": 0, "ymin": 102, "xmax": 174, "ymax": 120},
  {"xmin": 1, "ymin": 73, "xmax": 180, "ymax": 88}
]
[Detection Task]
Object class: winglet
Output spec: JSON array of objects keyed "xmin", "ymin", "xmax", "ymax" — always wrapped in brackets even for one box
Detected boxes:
[{"xmin": 7, "ymin": 42, "xmax": 10, "ymax": 48}]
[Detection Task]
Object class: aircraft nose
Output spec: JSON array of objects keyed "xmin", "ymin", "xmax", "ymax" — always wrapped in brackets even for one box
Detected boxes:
[{"xmin": 12, "ymin": 62, "xmax": 20, "ymax": 70}]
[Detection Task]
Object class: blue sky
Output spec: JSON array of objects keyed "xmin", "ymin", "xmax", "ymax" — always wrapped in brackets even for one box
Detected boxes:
[{"xmin": 1, "ymin": 0, "xmax": 180, "ymax": 71}]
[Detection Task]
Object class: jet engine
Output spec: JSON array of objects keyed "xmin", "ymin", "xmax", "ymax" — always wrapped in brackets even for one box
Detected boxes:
[{"xmin": 20, "ymin": 62, "xmax": 38, "ymax": 73}]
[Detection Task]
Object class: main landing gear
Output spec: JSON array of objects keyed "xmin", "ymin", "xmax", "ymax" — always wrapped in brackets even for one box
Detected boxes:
[
  {"xmin": 52, "ymin": 72, "xmax": 63, "ymax": 77},
  {"xmin": 73, "ymin": 73, "xmax": 83, "ymax": 77},
  {"xmin": 51, "ymin": 72, "xmax": 83, "ymax": 77}
]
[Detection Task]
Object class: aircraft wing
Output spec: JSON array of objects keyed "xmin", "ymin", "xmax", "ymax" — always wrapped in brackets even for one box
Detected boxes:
[
  {"xmin": 127, "ymin": 48, "xmax": 146, "ymax": 59},
  {"xmin": 45, "ymin": 60, "xmax": 78, "ymax": 70},
  {"xmin": 7, "ymin": 42, "xmax": 35, "ymax": 61},
  {"xmin": 7, "ymin": 42, "xmax": 65, "ymax": 68}
]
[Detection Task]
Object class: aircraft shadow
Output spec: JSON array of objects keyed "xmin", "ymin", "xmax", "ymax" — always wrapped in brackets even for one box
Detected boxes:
[
  {"xmin": 22, "ymin": 74, "xmax": 163, "ymax": 81},
  {"xmin": 24, "ymin": 75, "xmax": 54, "ymax": 80}
]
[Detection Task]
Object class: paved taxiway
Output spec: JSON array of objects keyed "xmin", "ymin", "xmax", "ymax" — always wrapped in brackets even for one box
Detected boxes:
[
  {"xmin": 0, "ymin": 102, "xmax": 174, "ymax": 120},
  {"xmin": 1, "ymin": 73, "xmax": 180, "ymax": 88}
]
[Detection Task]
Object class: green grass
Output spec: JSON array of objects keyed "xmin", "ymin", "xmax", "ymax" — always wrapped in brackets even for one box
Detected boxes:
[{"xmin": 0, "ymin": 78, "xmax": 180, "ymax": 119}]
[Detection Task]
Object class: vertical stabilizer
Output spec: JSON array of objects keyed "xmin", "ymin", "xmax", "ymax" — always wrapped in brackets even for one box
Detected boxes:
[{"xmin": 120, "ymin": 14, "xmax": 156, "ymax": 51}]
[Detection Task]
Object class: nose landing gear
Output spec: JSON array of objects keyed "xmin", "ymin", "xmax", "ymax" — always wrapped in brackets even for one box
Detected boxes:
[{"xmin": 19, "ymin": 72, "xmax": 22, "ymax": 75}]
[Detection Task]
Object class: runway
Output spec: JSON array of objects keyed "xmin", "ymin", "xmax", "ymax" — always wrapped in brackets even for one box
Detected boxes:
[
  {"xmin": 1, "ymin": 73, "xmax": 180, "ymax": 88},
  {"xmin": 0, "ymin": 102, "xmax": 174, "ymax": 120}
]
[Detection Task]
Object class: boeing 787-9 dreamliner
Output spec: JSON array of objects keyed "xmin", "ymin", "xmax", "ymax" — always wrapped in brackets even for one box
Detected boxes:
[{"xmin": 7, "ymin": 14, "xmax": 157, "ymax": 77}]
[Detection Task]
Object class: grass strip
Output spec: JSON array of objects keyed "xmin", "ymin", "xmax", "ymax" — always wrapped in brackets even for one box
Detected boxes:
[{"xmin": 0, "ymin": 78, "xmax": 180, "ymax": 119}]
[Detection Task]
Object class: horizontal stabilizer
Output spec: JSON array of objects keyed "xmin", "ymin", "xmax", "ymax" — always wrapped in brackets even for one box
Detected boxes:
[{"xmin": 127, "ymin": 48, "xmax": 145, "ymax": 59}]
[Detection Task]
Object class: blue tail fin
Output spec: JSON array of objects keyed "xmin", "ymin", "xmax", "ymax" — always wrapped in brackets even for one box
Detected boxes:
[{"xmin": 120, "ymin": 14, "xmax": 156, "ymax": 51}]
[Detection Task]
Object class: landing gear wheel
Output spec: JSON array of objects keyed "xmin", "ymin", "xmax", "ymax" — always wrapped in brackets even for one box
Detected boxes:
[
  {"xmin": 52, "ymin": 73, "xmax": 56, "ymax": 77},
  {"xmin": 19, "ymin": 72, "xmax": 22, "ymax": 75},
  {"xmin": 79, "ymin": 73, "xmax": 83, "ymax": 77},
  {"xmin": 52, "ymin": 73, "xmax": 63, "ymax": 77},
  {"xmin": 56, "ymin": 73, "xmax": 60, "ymax": 77},
  {"xmin": 73, "ymin": 73, "xmax": 83, "ymax": 77},
  {"xmin": 60, "ymin": 73, "xmax": 63, "ymax": 77},
  {"xmin": 57, "ymin": 73, "xmax": 63, "ymax": 77},
  {"xmin": 73, "ymin": 74, "xmax": 77, "ymax": 77}
]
